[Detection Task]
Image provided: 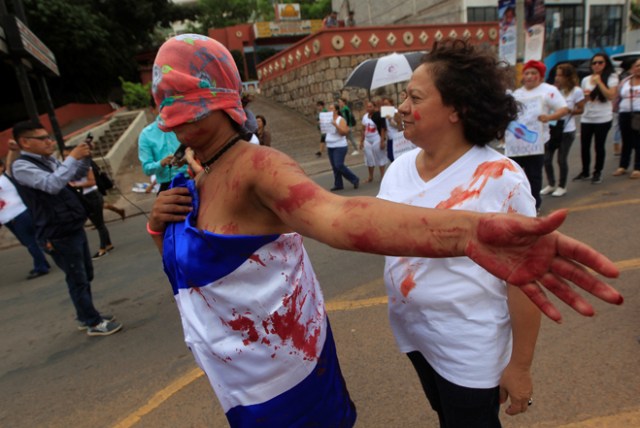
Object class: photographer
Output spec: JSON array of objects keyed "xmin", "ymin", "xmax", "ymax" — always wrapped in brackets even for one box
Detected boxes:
[
  {"xmin": 11, "ymin": 121, "xmax": 122, "ymax": 337},
  {"xmin": 138, "ymin": 115, "xmax": 188, "ymax": 192}
]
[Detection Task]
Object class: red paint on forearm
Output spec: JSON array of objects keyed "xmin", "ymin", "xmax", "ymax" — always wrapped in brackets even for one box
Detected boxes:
[{"xmin": 274, "ymin": 182, "xmax": 318, "ymax": 215}]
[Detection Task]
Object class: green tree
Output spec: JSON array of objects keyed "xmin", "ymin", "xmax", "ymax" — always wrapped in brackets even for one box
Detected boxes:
[
  {"xmin": 18, "ymin": 0, "xmax": 198, "ymax": 102},
  {"xmin": 198, "ymin": 0, "xmax": 256, "ymax": 29}
]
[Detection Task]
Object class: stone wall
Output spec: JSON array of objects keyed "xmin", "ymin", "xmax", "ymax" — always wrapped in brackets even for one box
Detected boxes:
[{"xmin": 260, "ymin": 52, "xmax": 401, "ymax": 133}]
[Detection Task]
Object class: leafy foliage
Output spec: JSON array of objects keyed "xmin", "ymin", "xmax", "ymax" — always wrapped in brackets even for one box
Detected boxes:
[
  {"xmin": 14, "ymin": 0, "xmax": 198, "ymax": 102},
  {"xmin": 119, "ymin": 78, "xmax": 152, "ymax": 110}
]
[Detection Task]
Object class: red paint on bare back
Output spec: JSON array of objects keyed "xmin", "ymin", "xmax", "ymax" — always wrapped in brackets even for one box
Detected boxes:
[
  {"xmin": 274, "ymin": 182, "xmax": 318, "ymax": 215},
  {"xmin": 228, "ymin": 315, "xmax": 260, "ymax": 345},
  {"xmin": 437, "ymin": 160, "xmax": 517, "ymax": 209},
  {"xmin": 400, "ymin": 272, "xmax": 416, "ymax": 297},
  {"xmin": 249, "ymin": 254, "xmax": 267, "ymax": 267},
  {"xmin": 413, "ymin": 110, "xmax": 421, "ymax": 120}
]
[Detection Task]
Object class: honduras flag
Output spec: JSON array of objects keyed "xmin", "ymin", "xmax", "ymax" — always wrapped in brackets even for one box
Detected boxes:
[{"xmin": 162, "ymin": 176, "xmax": 356, "ymax": 427}]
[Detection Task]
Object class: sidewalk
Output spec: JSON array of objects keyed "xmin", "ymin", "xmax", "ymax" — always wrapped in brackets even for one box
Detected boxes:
[{"xmin": 0, "ymin": 95, "xmax": 365, "ymax": 249}]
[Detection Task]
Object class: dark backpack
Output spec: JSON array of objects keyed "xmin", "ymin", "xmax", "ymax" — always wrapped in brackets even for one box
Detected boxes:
[{"xmin": 342, "ymin": 107, "xmax": 356, "ymax": 127}]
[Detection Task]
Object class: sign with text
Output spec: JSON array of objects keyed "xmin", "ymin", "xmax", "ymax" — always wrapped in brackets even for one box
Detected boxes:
[{"xmin": 3, "ymin": 15, "xmax": 59, "ymax": 76}]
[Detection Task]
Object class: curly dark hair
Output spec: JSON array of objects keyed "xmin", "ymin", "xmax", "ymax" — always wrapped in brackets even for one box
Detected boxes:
[{"xmin": 420, "ymin": 39, "xmax": 518, "ymax": 146}]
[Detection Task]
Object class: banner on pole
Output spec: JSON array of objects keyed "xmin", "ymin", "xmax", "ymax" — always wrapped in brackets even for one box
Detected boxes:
[
  {"xmin": 524, "ymin": 0, "xmax": 545, "ymax": 62},
  {"xmin": 498, "ymin": 0, "xmax": 517, "ymax": 65}
]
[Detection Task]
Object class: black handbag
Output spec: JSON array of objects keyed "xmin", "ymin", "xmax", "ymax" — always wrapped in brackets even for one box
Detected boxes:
[{"xmin": 91, "ymin": 161, "xmax": 114, "ymax": 195}]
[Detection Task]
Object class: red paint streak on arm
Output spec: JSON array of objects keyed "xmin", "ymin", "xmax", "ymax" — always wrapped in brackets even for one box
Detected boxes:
[{"xmin": 274, "ymin": 182, "xmax": 319, "ymax": 215}]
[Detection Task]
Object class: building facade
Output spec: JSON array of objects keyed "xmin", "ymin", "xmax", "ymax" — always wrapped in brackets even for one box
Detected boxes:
[{"xmin": 335, "ymin": 0, "xmax": 629, "ymax": 53}]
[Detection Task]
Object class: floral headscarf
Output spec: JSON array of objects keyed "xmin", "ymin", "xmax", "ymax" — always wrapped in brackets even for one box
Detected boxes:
[{"xmin": 152, "ymin": 34, "xmax": 246, "ymax": 130}]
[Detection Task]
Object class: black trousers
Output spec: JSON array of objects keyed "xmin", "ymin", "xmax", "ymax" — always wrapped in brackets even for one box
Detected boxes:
[
  {"xmin": 407, "ymin": 351, "xmax": 501, "ymax": 428},
  {"xmin": 512, "ymin": 154, "xmax": 544, "ymax": 210}
]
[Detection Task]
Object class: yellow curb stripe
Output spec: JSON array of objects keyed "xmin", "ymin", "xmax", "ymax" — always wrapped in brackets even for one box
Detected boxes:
[
  {"xmin": 112, "ymin": 368, "xmax": 204, "ymax": 428},
  {"xmin": 567, "ymin": 198, "xmax": 640, "ymax": 212},
  {"xmin": 113, "ymin": 257, "xmax": 640, "ymax": 427},
  {"xmin": 553, "ymin": 409, "xmax": 640, "ymax": 427}
]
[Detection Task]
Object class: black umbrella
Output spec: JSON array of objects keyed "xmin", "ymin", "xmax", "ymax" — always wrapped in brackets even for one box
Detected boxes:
[{"xmin": 344, "ymin": 51, "xmax": 426, "ymax": 91}]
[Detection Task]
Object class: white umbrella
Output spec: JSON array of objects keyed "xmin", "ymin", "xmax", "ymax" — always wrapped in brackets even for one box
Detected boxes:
[{"xmin": 344, "ymin": 52, "xmax": 425, "ymax": 90}]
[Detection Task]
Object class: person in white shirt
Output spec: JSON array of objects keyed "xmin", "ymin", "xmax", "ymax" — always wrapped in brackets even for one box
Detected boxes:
[
  {"xmin": 540, "ymin": 63, "xmax": 585, "ymax": 197},
  {"xmin": 612, "ymin": 58, "xmax": 640, "ymax": 179},
  {"xmin": 0, "ymin": 158, "xmax": 50, "ymax": 279},
  {"xmin": 506, "ymin": 60, "xmax": 569, "ymax": 210},
  {"xmin": 382, "ymin": 97, "xmax": 402, "ymax": 162},
  {"xmin": 359, "ymin": 100, "xmax": 388, "ymax": 182},
  {"xmin": 574, "ymin": 53, "xmax": 619, "ymax": 184},
  {"xmin": 324, "ymin": 103, "xmax": 359, "ymax": 190},
  {"xmin": 378, "ymin": 40, "xmax": 544, "ymax": 428}
]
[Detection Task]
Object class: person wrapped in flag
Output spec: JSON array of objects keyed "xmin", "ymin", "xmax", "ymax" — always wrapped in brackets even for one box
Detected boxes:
[{"xmin": 147, "ymin": 35, "xmax": 622, "ymax": 427}]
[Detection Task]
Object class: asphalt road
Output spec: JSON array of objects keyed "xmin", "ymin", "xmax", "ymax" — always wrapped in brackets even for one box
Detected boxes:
[{"xmin": 1, "ymin": 154, "xmax": 638, "ymax": 427}]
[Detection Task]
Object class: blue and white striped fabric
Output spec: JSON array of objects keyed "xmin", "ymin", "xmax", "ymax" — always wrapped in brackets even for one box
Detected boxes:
[{"xmin": 162, "ymin": 176, "xmax": 356, "ymax": 427}]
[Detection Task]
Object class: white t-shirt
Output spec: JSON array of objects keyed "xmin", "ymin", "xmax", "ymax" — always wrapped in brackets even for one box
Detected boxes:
[
  {"xmin": 0, "ymin": 174, "xmax": 28, "ymax": 224},
  {"xmin": 506, "ymin": 82, "xmax": 567, "ymax": 157},
  {"xmin": 560, "ymin": 86, "xmax": 585, "ymax": 133},
  {"xmin": 384, "ymin": 108, "xmax": 401, "ymax": 140},
  {"xmin": 581, "ymin": 74, "xmax": 619, "ymax": 123},
  {"xmin": 362, "ymin": 113, "xmax": 381, "ymax": 144},
  {"xmin": 377, "ymin": 146, "xmax": 536, "ymax": 388},
  {"xmin": 324, "ymin": 116, "xmax": 348, "ymax": 148},
  {"xmin": 617, "ymin": 79, "xmax": 640, "ymax": 113}
]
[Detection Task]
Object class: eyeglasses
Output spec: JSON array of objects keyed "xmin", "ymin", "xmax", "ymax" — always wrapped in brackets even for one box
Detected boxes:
[
  {"xmin": 592, "ymin": 61, "xmax": 605, "ymax": 65},
  {"xmin": 26, "ymin": 135, "xmax": 54, "ymax": 141}
]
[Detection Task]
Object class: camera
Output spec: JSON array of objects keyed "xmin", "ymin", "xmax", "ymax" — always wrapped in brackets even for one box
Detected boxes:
[{"xmin": 85, "ymin": 132, "xmax": 94, "ymax": 149}]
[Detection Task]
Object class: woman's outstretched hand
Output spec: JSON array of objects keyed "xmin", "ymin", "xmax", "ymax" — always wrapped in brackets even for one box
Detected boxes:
[{"xmin": 466, "ymin": 209, "xmax": 622, "ymax": 322}]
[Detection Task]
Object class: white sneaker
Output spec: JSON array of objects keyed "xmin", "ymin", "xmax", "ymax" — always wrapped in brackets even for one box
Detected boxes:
[
  {"xmin": 551, "ymin": 187, "xmax": 567, "ymax": 197},
  {"xmin": 540, "ymin": 185, "xmax": 556, "ymax": 195},
  {"xmin": 351, "ymin": 150, "xmax": 360, "ymax": 156}
]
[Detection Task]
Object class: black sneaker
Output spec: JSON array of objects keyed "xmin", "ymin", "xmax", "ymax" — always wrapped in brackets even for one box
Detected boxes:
[
  {"xmin": 572, "ymin": 172, "xmax": 590, "ymax": 181},
  {"xmin": 591, "ymin": 172, "xmax": 602, "ymax": 184},
  {"xmin": 86, "ymin": 319, "xmax": 123, "ymax": 336},
  {"xmin": 78, "ymin": 314, "xmax": 115, "ymax": 331}
]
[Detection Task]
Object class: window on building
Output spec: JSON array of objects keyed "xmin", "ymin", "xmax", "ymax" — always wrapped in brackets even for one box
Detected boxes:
[
  {"xmin": 467, "ymin": 7, "xmax": 498, "ymax": 22},
  {"xmin": 588, "ymin": 5, "xmax": 623, "ymax": 48},
  {"xmin": 545, "ymin": 5, "xmax": 584, "ymax": 53}
]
